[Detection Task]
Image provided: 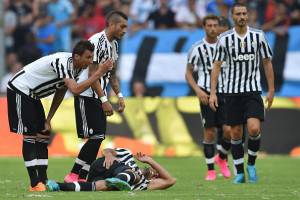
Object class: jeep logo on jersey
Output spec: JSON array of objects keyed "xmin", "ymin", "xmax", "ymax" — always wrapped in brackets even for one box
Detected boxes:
[{"xmin": 232, "ymin": 54, "xmax": 255, "ymax": 61}]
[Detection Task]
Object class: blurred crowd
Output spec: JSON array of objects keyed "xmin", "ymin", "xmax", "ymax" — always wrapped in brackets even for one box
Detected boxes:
[{"xmin": 1, "ymin": 0, "xmax": 300, "ymax": 94}]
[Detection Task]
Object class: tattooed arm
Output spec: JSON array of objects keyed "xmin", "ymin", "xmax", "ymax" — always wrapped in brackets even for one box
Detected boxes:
[
  {"xmin": 109, "ymin": 64, "xmax": 125, "ymax": 113},
  {"xmin": 89, "ymin": 62, "xmax": 113, "ymax": 116}
]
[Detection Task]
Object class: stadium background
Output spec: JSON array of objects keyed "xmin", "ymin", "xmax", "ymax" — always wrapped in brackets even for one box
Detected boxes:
[{"xmin": 0, "ymin": 0, "xmax": 300, "ymax": 157}]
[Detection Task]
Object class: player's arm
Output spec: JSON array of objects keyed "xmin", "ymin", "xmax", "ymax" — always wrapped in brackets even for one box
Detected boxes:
[
  {"xmin": 89, "ymin": 63, "xmax": 113, "ymax": 116},
  {"xmin": 209, "ymin": 61, "xmax": 222, "ymax": 112},
  {"xmin": 260, "ymin": 32, "xmax": 275, "ymax": 110},
  {"xmin": 44, "ymin": 86, "xmax": 68, "ymax": 133},
  {"xmin": 262, "ymin": 58, "xmax": 275, "ymax": 110},
  {"xmin": 64, "ymin": 59, "xmax": 112, "ymax": 96},
  {"xmin": 185, "ymin": 63, "xmax": 209, "ymax": 105},
  {"xmin": 102, "ymin": 148, "xmax": 118, "ymax": 169},
  {"xmin": 109, "ymin": 64, "xmax": 125, "ymax": 113},
  {"xmin": 135, "ymin": 152, "xmax": 176, "ymax": 190}
]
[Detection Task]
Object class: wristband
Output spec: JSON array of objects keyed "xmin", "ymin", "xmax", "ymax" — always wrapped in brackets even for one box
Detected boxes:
[
  {"xmin": 100, "ymin": 96, "xmax": 108, "ymax": 103},
  {"xmin": 117, "ymin": 93, "xmax": 124, "ymax": 98}
]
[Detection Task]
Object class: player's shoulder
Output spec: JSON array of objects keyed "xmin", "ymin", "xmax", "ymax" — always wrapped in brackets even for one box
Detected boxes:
[
  {"xmin": 190, "ymin": 39, "xmax": 204, "ymax": 51},
  {"xmin": 51, "ymin": 52, "xmax": 72, "ymax": 62},
  {"xmin": 218, "ymin": 29, "xmax": 234, "ymax": 39},
  {"xmin": 248, "ymin": 26, "xmax": 264, "ymax": 34},
  {"xmin": 88, "ymin": 30, "xmax": 106, "ymax": 42}
]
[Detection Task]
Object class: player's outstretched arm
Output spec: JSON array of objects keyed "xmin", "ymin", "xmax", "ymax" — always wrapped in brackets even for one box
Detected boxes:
[
  {"xmin": 64, "ymin": 59, "xmax": 113, "ymax": 96},
  {"xmin": 135, "ymin": 152, "xmax": 176, "ymax": 190},
  {"xmin": 209, "ymin": 61, "xmax": 222, "ymax": 112},
  {"xmin": 88, "ymin": 63, "xmax": 113, "ymax": 116},
  {"xmin": 262, "ymin": 58, "xmax": 275, "ymax": 110}
]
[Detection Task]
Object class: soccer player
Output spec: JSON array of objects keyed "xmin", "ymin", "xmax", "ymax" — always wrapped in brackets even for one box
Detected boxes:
[
  {"xmin": 64, "ymin": 11, "xmax": 128, "ymax": 182},
  {"xmin": 209, "ymin": 3, "xmax": 275, "ymax": 183},
  {"xmin": 47, "ymin": 148, "xmax": 176, "ymax": 191},
  {"xmin": 185, "ymin": 15, "xmax": 231, "ymax": 181},
  {"xmin": 6, "ymin": 40, "xmax": 112, "ymax": 191}
]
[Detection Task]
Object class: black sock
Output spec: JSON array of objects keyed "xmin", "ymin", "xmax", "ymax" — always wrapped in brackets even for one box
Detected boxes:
[
  {"xmin": 248, "ymin": 134, "xmax": 261, "ymax": 166},
  {"xmin": 116, "ymin": 170, "xmax": 137, "ymax": 185},
  {"xmin": 71, "ymin": 158, "xmax": 86, "ymax": 175},
  {"xmin": 219, "ymin": 138, "xmax": 231, "ymax": 160},
  {"xmin": 203, "ymin": 142, "xmax": 215, "ymax": 170},
  {"xmin": 36, "ymin": 137, "xmax": 49, "ymax": 184},
  {"xmin": 78, "ymin": 164, "xmax": 90, "ymax": 180},
  {"xmin": 231, "ymin": 139, "xmax": 244, "ymax": 174},
  {"xmin": 23, "ymin": 138, "xmax": 39, "ymax": 187},
  {"xmin": 58, "ymin": 182, "xmax": 96, "ymax": 191},
  {"xmin": 78, "ymin": 139, "xmax": 102, "ymax": 179}
]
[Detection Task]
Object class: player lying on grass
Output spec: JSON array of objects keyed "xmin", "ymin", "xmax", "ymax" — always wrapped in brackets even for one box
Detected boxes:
[{"xmin": 47, "ymin": 148, "xmax": 176, "ymax": 191}]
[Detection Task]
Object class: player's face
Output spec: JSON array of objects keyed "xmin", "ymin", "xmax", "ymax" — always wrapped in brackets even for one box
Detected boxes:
[
  {"xmin": 232, "ymin": 6, "xmax": 248, "ymax": 27},
  {"xmin": 143, "ymin": 167, "xmax": 159, "ymax": 180},
  {"xmin": 113, "ymin": 18, "xmax": 128, "ymax": 40},
  {"xmin": 75, "ymin": 50, "xmax": 93, "ymax": 68},
  {"xmin": 204, "ymin": 19, "xmax": 219, "ymax": 39}
]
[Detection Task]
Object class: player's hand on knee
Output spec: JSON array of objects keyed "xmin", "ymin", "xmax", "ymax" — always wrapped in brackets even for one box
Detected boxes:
[
  {"xmin": 102, "ymin": 102, "xmax": 114, "ymax": 116},
  {"xmin": 209, "ymin": 94, "xmax": 218, "ymax": 112},
  {"xmin": 103, "ymin": 154, "xmax": 118, "ymax": 169}
]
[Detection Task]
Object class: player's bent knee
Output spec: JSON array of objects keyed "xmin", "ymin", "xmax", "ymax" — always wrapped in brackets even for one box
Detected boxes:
[{"xmin": 248, "ymin": 125, "xmax": 260, "ymax": 135}]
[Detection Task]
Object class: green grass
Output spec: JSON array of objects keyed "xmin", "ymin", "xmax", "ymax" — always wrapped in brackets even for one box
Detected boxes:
[{"xmin": 0, "ymin": 156, "xmax": 299, "ymax": 200}]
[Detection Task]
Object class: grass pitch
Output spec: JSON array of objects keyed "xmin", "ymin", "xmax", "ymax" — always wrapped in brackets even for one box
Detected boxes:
[{"xmin": 0, "ymin": 156, "xmax": 299, "ymax": 200}]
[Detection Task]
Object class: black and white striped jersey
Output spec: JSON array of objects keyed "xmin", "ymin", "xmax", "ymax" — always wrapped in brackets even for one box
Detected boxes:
[
  {"xmin": 214, "ymin": 26, "xmax": 273, "ymax": 94},
  {"xmin": 187, "ymin": 38, "xmax": 228, "ymax": 93},
  {"xmin": 78, "ymin": 30, "xmax": 118, "ymax": 98},
  {"xmin": 8, "ymin": 52, "xmax": 82, "ymax": 99},
  {"xmin": 115, "ymin": 148, "xmax": 150, "ymax": 191}
]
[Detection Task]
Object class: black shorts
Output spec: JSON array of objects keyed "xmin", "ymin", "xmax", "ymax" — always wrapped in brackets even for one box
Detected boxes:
[
  {"xmin": 225, "ymin": 94, "xmax": 264, "ymax": 126},
  {"xmin": 200, "ymin": 94, "xmax": 226, "ymax": 128},
  {"xmin": 7, "ymin": 88, "xmax": 46, "ymax": 135},
  {"xmin": 74, "ymin": 96, "xmax": 106, "ymax": 139},
  {"xmin": 87, "ymin": 157, "xmax": 131, "ymax": 182}
]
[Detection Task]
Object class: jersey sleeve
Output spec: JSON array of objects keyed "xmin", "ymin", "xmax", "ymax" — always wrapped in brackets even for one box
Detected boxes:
[
  {"xmin": 259, "ymin": 32, "xmax": 273, "ymax": 59},
  {"xmin": 89, "ymin": 37, "xmax": 103, "ymax": 64},
  {"xmin": 51, "ymin": 58, "xmax": 74, "ymax": 79},
  {"xmin": 112, "ymin": 40, "xmax": 119, "ymax": 61},
  {"xmin": 213, "ymin": 38, "xmax": 227, "ymax": 63},
  {"xmin": 187, "ymin": 46, "xmax": 199, "ymax": 66}
]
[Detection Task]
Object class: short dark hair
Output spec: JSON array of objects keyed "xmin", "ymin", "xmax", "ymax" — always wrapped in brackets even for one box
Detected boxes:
[
  {"xmin": 106, "ymin": 10, "xmax": 128, "ymax": 26},
  {"xmin": 202, "ymin": 14, "xmax": 220, "ymax": 26},
  {"xmin": 231, "ymin": 3, "xmax": 247, "ymax": 14},
  {"xmin": 72, "ymin": 40, "xmax": 94, "ymax": 57}
]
